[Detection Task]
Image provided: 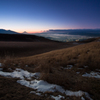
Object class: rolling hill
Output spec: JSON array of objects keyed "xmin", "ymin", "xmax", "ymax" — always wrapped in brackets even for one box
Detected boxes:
[
  {"xmin": 0, "ymin": 33, "xmax": 55, "ymax": 42},
  {"xmin": 0, "ymin": 38, "xmax": 100, "ymax": 100}
]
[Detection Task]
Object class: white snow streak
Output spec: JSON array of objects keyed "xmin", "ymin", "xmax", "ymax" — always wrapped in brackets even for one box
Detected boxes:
[
  {"xmin": 51, "ymin": 95, "xmax": 65, "ymax": 100},
  {"xmin": 76, "ymin": 72, "xmax": 80, "ymax": 74},
  {"xmin": 65, "ymin": 90, "xmax": 84, "ymax": 97},
  {"xmin": 0, "ymin": 68, "xmax": 40, "ymax": 79},
  {"xmin": 17, "ymin": 79, "xmax": 65, "ymax": 93},
  {"xmin": 0, "ymin": 63, "xmax": 2, "ymax": 67},
  {"xmin": 61, "ymin": 65, "xmax": 73, "ymax": 69},
  {"xmin": 81, "ymin": 97, "xmax": 85, "ymax": 100},
  {"xmin": 30, "ymin": 91, "xmax": 43, "ymax": 96},
  {"xmin": 0, "ymin": 68, "xmax": 3, "ymax": 71},
  {"xmin": 0, "ymin": 68, "xmax": 93, "ymax": 100},
  {"xmin": 66, "ymin": 65, "xmax": 73, "ymax": 69},
  {"xmin": 82, "ymin": 71, "xmax": 100, "ymax": 79}
]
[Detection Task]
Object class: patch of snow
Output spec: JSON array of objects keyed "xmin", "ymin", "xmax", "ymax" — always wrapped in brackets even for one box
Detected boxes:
[
  {"xmin": 32, "ymin": 72, "xmax": 40, "ymax": 79},
  {"xmin": 17, "ymin": 79, "xmax": 92, "ymax": 99},
  {"xmin": 35, "ymin": 92, "xmax": 42, "ymax": 96},
  {"xmin": 84, "ymin": 66, "xmax": 88, "ymax": 68},
  {"xmin": 96, "ymin": 69, "xmax": 100, "ymax": 71},
  {"xmin": 0, "ymin": 68, "xmax": 3, "ymax": 71},
  {"xmin": 76, "ymin": 72, "xmax": 80, "ymax": 74},
  {"xmin": 81, "ymin": 97, "xmax": 85, "ymax": 100},
  {"xmin": 65, "ymin": 90, "xmax": 84, "ymax": 97},
  {"xmin": 8, "ymin": 68, "xmax": 12, "ymax": 71},
  {"xmin": 17, "ymin": 79, "xmax": 65, "ymax": 93},
  {"xmin": 25, "ymin": 65, "xmax": 28, "ymax": 67},
  {"xmin": 30, "ymin": 91, "xmax": 36, "ymax": 94},
  {"xmin": 82, "ymin": 71, "xmax": 100, "ymax": 79},
  {"xmin": 61, "ymin": 65, "xmax": 73, "ymax": 69},
  {"xmin": 0, "ymin": 68, "xmax": 93, "ymax": 100},
  {"xmin": 30, "ymin": 91, "xmax": 42, "ymax": 96},
  {"xmin": 0, "ymin": 68, "xmax": 40, "ymax": 79},
  {"xmin": 0, "ymin": 63, "xmax": 2, "ymax": 67},
  {"xmin": 66, "ymin": 65, "xmax": 73, "ymax": 69},
  {"xmin": 51, "ymin": 95, "xmax": 65, "ymax": 100},
  {"xmin": 85, "ymin": 92, "xmax": 93, "ymax": 100}
]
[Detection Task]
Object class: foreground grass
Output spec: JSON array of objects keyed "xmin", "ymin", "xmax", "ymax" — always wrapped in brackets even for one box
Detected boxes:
[{"xmin": 0, "ymin": 40, "xmax": 100, "ymax": 100}]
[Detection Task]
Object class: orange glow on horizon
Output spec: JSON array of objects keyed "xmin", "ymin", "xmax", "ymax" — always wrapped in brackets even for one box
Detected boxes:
[
  {"xmin": 17, "ymin": 31, "xmax": 44, "ymax": 34},
  {"xmin": 17, "ymin": 29, "xmax": 48, "ymax": 34},
  {"xmin": 17, "ymin": 27, "xmax": 97, "ymax": 34},
  {"xmin": 28, "ymin": 31, "xmax": 43, "ymax": 34}
]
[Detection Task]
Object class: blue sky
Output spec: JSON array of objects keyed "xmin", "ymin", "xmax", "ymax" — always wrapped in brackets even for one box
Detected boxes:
[{"xmin": 0, "ymin": 0, "xmax": 100, "ymax": 33}]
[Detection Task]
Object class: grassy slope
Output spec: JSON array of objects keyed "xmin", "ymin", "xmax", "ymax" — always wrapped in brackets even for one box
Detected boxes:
[
  {"xmin": 0, "ymin": 41, "xmax": 77, "ymax": 58},
  {"xmin": 0, "ymin": 40, "xmax": 100, "ymax": 100}
]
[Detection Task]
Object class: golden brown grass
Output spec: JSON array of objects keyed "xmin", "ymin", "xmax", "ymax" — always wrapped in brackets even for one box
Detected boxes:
[{"xmin": 0, "ymin": 39, "xmax": 100, "ymax": 100}]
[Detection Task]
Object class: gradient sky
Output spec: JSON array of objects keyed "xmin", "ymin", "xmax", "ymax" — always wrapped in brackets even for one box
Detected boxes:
[{"xmin": 0, "ymin": 0, "xmax": 100, "ymax": 33}]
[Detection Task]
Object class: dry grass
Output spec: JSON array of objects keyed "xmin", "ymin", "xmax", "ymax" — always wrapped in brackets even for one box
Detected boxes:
[
  {"xmin": 0, "ymin": 39, "xmax": 100, "ymax": 100},
  {"xmin": 0, "ymin": 41, "xmax": 76, "ymax": 58}
]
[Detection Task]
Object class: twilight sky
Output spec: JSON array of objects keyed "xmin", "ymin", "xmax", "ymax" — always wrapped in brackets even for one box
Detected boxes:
[{"xmin": 0, "ymin": 0, "xmax": 100, "ymax": 33}]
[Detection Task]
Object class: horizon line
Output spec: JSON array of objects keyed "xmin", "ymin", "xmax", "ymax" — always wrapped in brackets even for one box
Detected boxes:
[{"xmin": 1, "ymin": 28, "xmax": 100, "ymax": 34}]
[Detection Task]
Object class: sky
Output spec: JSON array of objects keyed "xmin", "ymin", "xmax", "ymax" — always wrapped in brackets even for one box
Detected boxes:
[{"xmin": 0, "ymin": 0, "xmax": 100, "ymax": 33}]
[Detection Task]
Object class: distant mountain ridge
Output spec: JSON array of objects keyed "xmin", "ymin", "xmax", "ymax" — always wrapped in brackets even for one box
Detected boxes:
[
  {"xmin": 48, "ymin": 29, "xmax": 100, "ymax": 36},
  {"xmin": 0, "ymin": 29, "xmax": 19, "ymax": 34}
]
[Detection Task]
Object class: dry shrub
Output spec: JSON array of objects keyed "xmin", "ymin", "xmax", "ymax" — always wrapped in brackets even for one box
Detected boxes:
[
  {"xmin": 34, "ymin": 63, "xmax": 53, "ymax": 73},
  {"xmin": 1, "ymin": 56, "xmax": 16, "ymax": 72},
  {"xmin": 40, "ymin": 72, "xmax": 72, "ymax": 89}
]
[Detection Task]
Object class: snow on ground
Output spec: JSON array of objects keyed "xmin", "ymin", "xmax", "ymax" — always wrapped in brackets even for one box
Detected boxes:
[
  {"xmin": 96, "ymin": 69, "xmax": 100, "ymax": 71},
  {"xmin": 17, "ymin": 79, "xmax": 65, "ymax": 93},
  {"xmin": 61, "ymin": 65, "xmax": 73, "ymax": 69},
  {"xmin": 0, "ymin": 68, "xmax": 3, "ymax": 71},
  {"xmin": 51, "ymin": 95, "xmax": 65, "ymax": 100},
  {"xmin": 82, "ymin": 71, "xmax": 100, "ymax": 79},
  {"xmin": 17, "ymin": 79, "xmax": 92, "ymax": 99},
  {"xmin": 76, "ymin": 72, "xmax": 80, "ymax": 74},
  {"xmin": 25, "ymin": 65, "xmax": 28, "ymax": 67},
  {"xmin": 81, "ymin": 97, "xmax": 85, "ymax": 100},
  {"xmin": 62, "ymin": 65, "xmax": 88, "ymax": 70},
  {"xmin": 0, "ymin": 68, "xmax": 93, "ymax": 100},
  {"xmin": 84, "ymin": 66, "xmax": 88, "ymax": 68},
  {"xmin": 66, "ymin": 65, "xmax": 73, "ymax": 69},
  {"xmin": 0, "ymin": 63, "xmax": 2, "ymax": 67},
  {"xmin": 0, "ymin": 68, "xmax": 40, "ymax": 79},
  {"xmin": 30, "ymin": 91, "xmax": 43, "ymax": 96},
  {"xmin": 65, "ymin": 90, "xmax": 84, "ymax": 97}
]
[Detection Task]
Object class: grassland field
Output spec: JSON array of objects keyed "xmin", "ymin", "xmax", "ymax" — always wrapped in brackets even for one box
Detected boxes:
[{"xmin": 0, "ymin": 38, "xmax": 100, "ymax": 100}]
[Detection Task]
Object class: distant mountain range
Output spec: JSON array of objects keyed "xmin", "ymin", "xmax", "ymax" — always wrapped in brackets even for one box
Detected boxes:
[
  {"xmin": 0, "ymin": 29, "xmax": 19, "ymax": 34},
  {"xmin": 1, "ymin": 29, "xmax": 100, "ymax": 36},
  {"xmin": 47, "ymin": 29, "xmax": 100, "ymax": 36}
]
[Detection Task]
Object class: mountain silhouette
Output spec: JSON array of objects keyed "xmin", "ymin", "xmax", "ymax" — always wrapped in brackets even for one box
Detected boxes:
[{"xmin": 0, "ymin": 29, "xmax": 19, "ymax": 34}]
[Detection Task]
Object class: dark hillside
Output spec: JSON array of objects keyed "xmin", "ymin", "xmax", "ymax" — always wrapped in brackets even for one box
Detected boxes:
[{"xmin": 0, "ymin": 34, "xmax": 54, "ymax": 42}]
